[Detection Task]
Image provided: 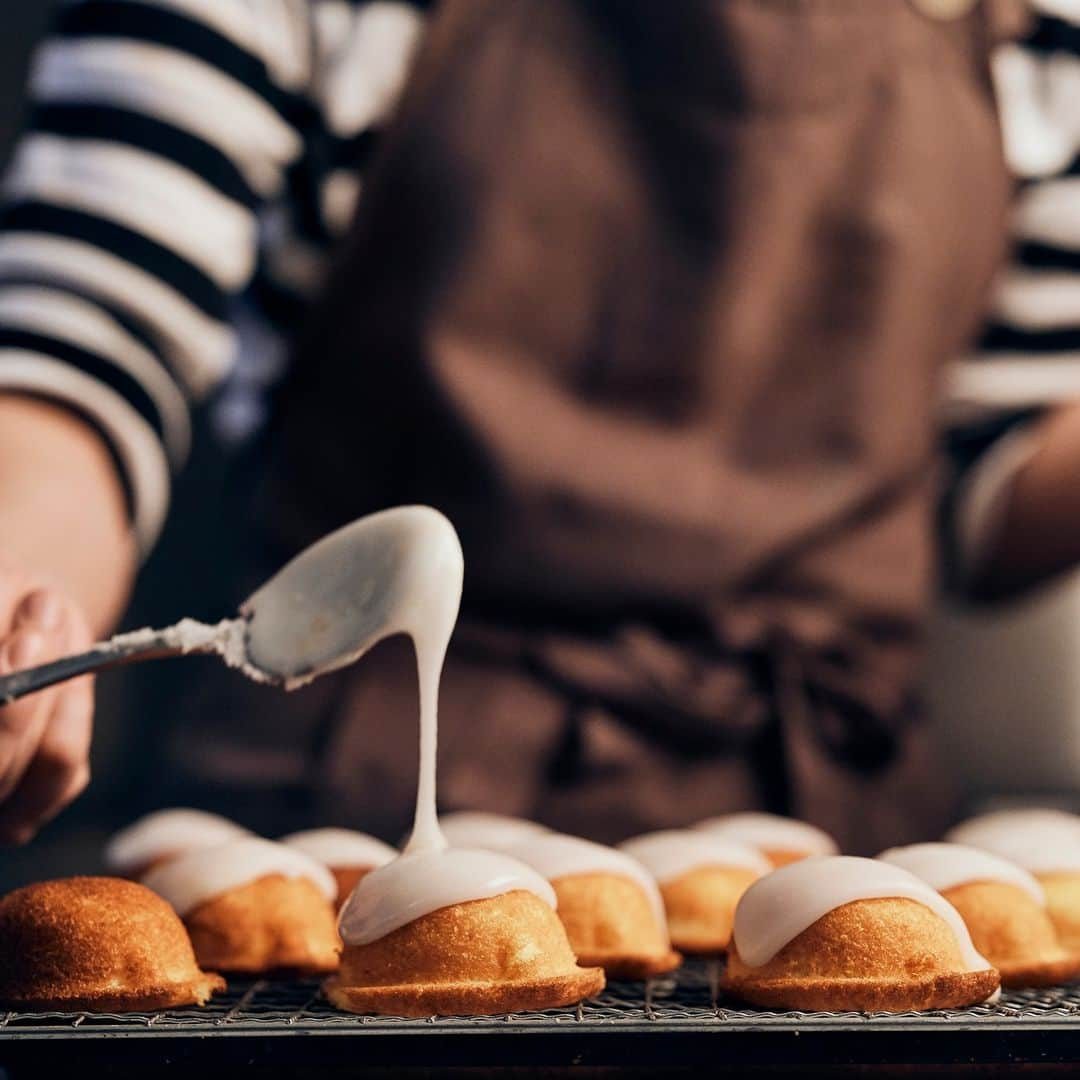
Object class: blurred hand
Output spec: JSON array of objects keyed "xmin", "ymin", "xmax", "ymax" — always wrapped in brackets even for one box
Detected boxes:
[
  {"xmin": 0, "ymin": 395, "xmax": 139, "ymax": 844},
  {"xmin": 0, "ymin": 560, "xmax": 94, "ymax": 845}
]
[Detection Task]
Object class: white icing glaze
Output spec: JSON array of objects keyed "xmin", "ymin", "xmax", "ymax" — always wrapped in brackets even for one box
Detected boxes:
[
  {"xmin": 104, "ymin": 808, "xmax": 250, "ymax": 874},
  {"xmin": 694, "ymin": 813, "xmax": 838, "ymax": 857},
  {"xmin": 338, "ymin": 847, "xmax": 556, "ymax": 945},
  {"xmin": 507, "ymin": 834, "xmax": 667, "ymax": 930},
  {"xmin": 946, "ymin": 809, "xmax": 1080, "ymax": 851},
  {"xmin": 280, "ymin": 828, "xmax": 398, "ymax": 869},
  {"xmin": 248, "ymin": 507, "xmax": 566, "ymax": 944},
  {"xmin": 731, "ymin": 856, "xmax": 992, "ymax": 972},
  {"xmin": 618, "ymin": 830, "xmax": 772, "ymax": 884},
  {"xmin": 242, "ymin": 505, "xmax": 463, "ymax": 710},
  {"xmin": 106, "ymin": 508, "xmax": 466, "ymax": 693},
  {"xmin": 878, "ymin": 843, "xmax": 1045, "ymax": 905},
  {"xmin": 944, "ymin": 810, "xmax": 1080, "ymax": 873},
  {"xmin": 246, "ymin": 507, "xmax": 463, "ymax": 852},
  {"xmin": 266, "ymin": 507, "xmax": 555, "ymax": 944},
  {"xmin": 142, "ymin": 836, "xmax": 337, "ymax": 917},
  {"xmin": 436, "ymin": 812, "xmax": 549, "ymax": 851},
  {"xmin": 105, "ymin": 618, "xmax": 263, "ymax": 681},
  {"xmin": 972, "ymin": 840, "xmax": 1080, "ymax": 876}
]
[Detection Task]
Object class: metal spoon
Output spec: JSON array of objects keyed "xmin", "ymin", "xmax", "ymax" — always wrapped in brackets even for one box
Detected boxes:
[{"xmin": 0, "ymin": 505, "xmax": 463, "ymax": 703}]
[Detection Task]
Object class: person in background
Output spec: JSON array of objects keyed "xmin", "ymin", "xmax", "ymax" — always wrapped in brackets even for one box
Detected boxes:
[
  {"xmin": 944, "ymin": 2, "xmax": 1080, "ymax": 602},
  {"xmin": 0, "ymin": 0, "xmax": 1041, "ymax": 852}
]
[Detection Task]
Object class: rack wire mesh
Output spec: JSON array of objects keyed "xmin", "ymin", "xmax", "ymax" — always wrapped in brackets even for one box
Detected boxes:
[{"xmin": 5, "ymin": 961, "xmax": 1080, "ymax": 1035}]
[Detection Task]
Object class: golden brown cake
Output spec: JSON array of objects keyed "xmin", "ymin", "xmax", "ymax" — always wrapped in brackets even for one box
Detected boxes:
[
  {"xmin": 552, "ymin": 873, "xmax": 681, "ymax": 978},
  {"xmin": 184, "ymin": 874, "xmax": 341, "ymax": 975},
  {"xmin": 143, "ymin": 837, "xmax": 340, "ymax": 975},
  {"xmin": 280, "ymin": 828, "xmax": 397, "ymax": 908},
  {"xmin": 694, "ymin": 813, "xmax": 838, "ymax": 869},
  {"xmin": 0, "ymin": 877, "xmax": 223, "ymax": 1012},
  {"xmin": 938, "ymin": 818, "xmax": 1080, "ymax": 969},
  {"xmin": 619, "ymin": 830, "xmax": 771, "ymax": 955},
  {"xmin": 1035, "ymin": 873, "xmax": 1080, "ymax": 955},
  {"xmin": 720, "ymin": 856, "xmax": 1000, "ymax": 1012},
  {"xmin": 327, "ymin": 890, "xmax": 604, "ymax": 1016},
  {"xmin": 944, "ymin": 881, "xmax": 1080, "ymax": 987},
  {"xmin": 657, "ymin": 866, "xmax": 760, "ymax": 953},
  {"xmin": 329, "ymin": 867, "xmax": 370, "ymax": 907},
  {"xmin": 880, "ymin": 843, "xmax": 1080, "ymax": 988},
  {"xmin": 509, "ymin": 834, "xmax": 680, "ymax": 979},
  {"xmin": 327, "ymin": 847, "xmax": 604, "ymax": 1015}
]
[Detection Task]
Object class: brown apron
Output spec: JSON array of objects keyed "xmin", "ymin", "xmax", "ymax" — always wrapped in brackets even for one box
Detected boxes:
[{"xmin": 173, "ymin": 0, "xmax": 1021, "ymax": 851}]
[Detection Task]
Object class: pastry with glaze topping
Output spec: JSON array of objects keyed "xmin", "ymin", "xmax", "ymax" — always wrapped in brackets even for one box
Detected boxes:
[
  {"xmin": 281, "ymin": 828, "xmax": 397, "ymax": 908},
  {"xmin": 619, "ymin": 830, "xmax": 771, "ymax": 954},
  {"xmin": 1039, "ymin": 869, "xmax": 1080, "ymax": 954},
  {"xmin": 428, "ymin": 812, "xmax": 548, "ymax": 852},
  {"xmin": 143, "ymin": 837, "xmax": 340, "ymax": 975},
  {"xmin": 694, "ymin": 812, "xmax": 838, "ymax": 868},
  {"xmin": 0, "ymin": 877, "xmax": 224, "ymax": 1011},
  {"xmin": 325, "ymin": 847, "xmax": 604, "ymax": 1015},
  {"xmin": 721, "ymin": 856, "xmax": 1000, "ymax": 1012},
  {"xmin": 104, "ymin": 808, "xmax": 250, "ymax": 878},
  {"xmin": 945, "ymin": 808, "xmax": 1080, "ymax": 852},
  {"xmin": 508, "ymin": 834, "xmax": 681, "ymax": 979},
  {"xmin": 880, "ymin": 842, "xmax": 1080, "ymax": 987},
  {"xmin": 943, "ymin": 811, "xmax": 1080, "ymax": 954}
]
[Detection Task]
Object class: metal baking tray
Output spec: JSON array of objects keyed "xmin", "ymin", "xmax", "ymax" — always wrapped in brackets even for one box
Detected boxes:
[{"xmin": 3, "ymin": 961, "xmax": 1080, "ymax": 1071}]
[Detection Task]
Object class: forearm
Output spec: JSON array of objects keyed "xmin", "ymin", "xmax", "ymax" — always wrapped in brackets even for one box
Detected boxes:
[
  {"xmin": 970, "ymin": 401, "xmax": 1080, "ymax": 601},
  {"xmin": 0, "ymin": 394, "xmax": 135, "ymax": 633}
]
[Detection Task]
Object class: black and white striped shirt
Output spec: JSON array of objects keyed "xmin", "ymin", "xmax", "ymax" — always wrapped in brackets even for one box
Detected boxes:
[
  {"xmin": 0, "ymin": 0, "xmax": 1077, "ymax": 583},
  {"xmin": 944, "ymin": 0, "xmax": 1080, "ymax": 582},
  {"xmin": 0, "ymin": 0, "xmax": 429, "ymax": 549}
]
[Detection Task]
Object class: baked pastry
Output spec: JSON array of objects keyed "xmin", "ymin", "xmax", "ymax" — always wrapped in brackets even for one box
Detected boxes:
[
  {"xmin": 619, "ymin": 830, "xmax": 771, "ymax": 954},
  {"xmin": 694, "ymin": 813, "xmax": 837, "ymax": 867},
  {"xmin": 432, "ymin": 812, "xmax": 548, "ymax": 851},
  {"xmin": 953, "ymin": 846, "xmax": 1080, "ymax": 956},
  {"xmin": 721, "ymin": 856, "xmax": 1000, "ymax": 1012},
  {"xmin": 104, "ymin": 808, "xmax": 250, "ymax": 878},
  {"xmin": 946, "ymin": 808, "xmax": 1080, "ymax": 852},
  {"xmin": 281, "ymin": 828, "xmax": 397, "ymax": 907},
  {"xmin": 0, "ymin": 877, "xmax": 223, "ymax": 1012},
  {"xmin": 508, "ymin": 834, "xmax": 681, "ymax": 979},
  {"xmin": 325, "ymin": 847, "xmax": 605, "ymax": 1016},
  {"xmin": 1038, "ymin": 863, "xmax": 1080, "ymax": 954},
  {"xmin": 943, "ymin": 812, "xmax": 1080, "ymax": 953},
  {"xmin": 879, "ymin": 842, "xmax": 1080, "ymax": 987},
  {"xmin": 143, "ymin": 837, "xmax": 340, "ymax": 975}
]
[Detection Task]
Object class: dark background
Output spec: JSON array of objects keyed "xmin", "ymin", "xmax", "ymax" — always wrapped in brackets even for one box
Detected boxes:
[{"xmin": 0, "ymin": 5, "xmax": 56, "ymax": 166}]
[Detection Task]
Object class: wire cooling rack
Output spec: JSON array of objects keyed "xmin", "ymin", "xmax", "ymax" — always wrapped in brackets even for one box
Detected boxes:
[{"xmin": 4, "ymin": 962, "xmax": 1080, "ymax": 1070}]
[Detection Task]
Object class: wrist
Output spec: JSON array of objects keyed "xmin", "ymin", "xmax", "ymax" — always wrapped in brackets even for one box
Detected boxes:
[{"xmin": 0, "ymin": 394, "xmax": 137, "ymax": 631}]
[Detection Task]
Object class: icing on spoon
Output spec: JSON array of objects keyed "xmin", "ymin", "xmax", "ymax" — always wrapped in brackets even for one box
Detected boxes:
[{"xmin": 0, "ymin": 505, "xmax": 464, "ymax": 704}]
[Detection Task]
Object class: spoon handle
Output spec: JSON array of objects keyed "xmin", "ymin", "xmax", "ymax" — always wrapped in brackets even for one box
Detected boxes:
[{"xmin": 0, "ymin": 630, "xmax": 196, "ymax": 704}]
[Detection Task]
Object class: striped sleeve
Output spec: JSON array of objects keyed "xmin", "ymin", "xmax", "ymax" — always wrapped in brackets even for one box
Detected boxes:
[
  {"xmin": 0, "ymin": 0, "xmax": 311, "ymax": 550},
  {"xmin": 972, "ymin": 2, "xmax": 1080, "ymax": 377},
  {"xmin": 942, "ymin": 1, "xmax": 1080, "ymax": 592},
  {"xmin": 251, "ymin": 0, "xmax": 428, "ymax": 320}
]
